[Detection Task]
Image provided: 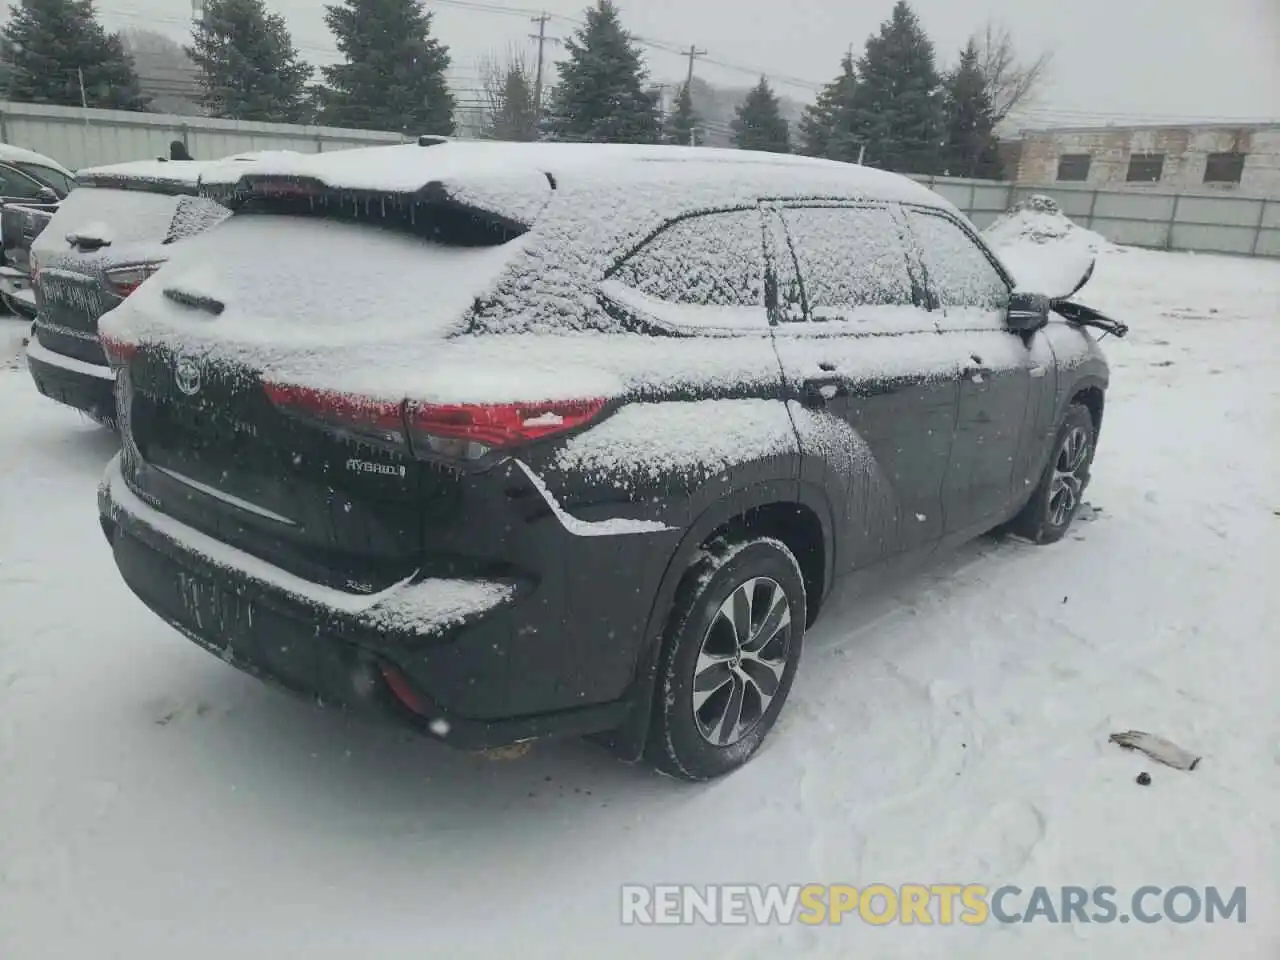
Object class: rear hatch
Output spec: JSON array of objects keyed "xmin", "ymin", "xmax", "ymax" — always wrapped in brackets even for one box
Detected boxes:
[
  {"xmin": 30, "ymin": 180, "xmax": 224, "ymax": 364},
  {"xmin": 108, "ymin": 181, "xmax": 537, "ymax": 594}
]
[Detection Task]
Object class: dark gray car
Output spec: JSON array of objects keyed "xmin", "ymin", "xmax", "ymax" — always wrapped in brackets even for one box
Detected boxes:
[{"xmin": 26, "ymin": 159, "xmax": 230, "ymax": 423}]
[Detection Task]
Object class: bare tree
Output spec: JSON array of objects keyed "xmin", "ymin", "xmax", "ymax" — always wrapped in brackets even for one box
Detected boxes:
[
  {"xmin": 974, "ymin": 22, "xmax": 1052, "ymax": 125},
  {"xmin": 480, "ymin": 48, "xmax": 539, "ymax": 141}
]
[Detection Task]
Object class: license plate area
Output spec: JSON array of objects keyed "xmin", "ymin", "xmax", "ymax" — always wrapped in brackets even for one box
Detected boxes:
[{"xmin": 175, "ymin": 569, "xmax": 255, "ymax": 649}]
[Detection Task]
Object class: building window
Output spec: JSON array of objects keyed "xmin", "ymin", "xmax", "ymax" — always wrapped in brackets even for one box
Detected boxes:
[
  {"xmin": 1203, "ymin": 152, "xmax": 1246, "ymax": 184},
  {"xmin": 1126, "ymin": 153, "xmax": 1165, "ymax": 183},
  {"xmin": 1056, "ymin": 154, "xmax": 1092, "ymax": 181}
]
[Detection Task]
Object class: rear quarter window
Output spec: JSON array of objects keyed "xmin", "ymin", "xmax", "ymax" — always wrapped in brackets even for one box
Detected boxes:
[{"xmin": 609, "ymin": 209, "xmax": 764, "ymax": 307}]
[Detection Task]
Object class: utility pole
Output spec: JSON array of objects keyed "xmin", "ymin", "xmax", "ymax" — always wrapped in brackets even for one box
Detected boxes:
[
  {"xmin": 683, "ymin": 45, "xmax": 706, "ymax": 147},
  {"xmin": 684, "ymin": 44, "xmax": 706, "ymax": 89},
  {"xmin": 530, "ymin": 13, "xmax": 553, "ymax": 115}
]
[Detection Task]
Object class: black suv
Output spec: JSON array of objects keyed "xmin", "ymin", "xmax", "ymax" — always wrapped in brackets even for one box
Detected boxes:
[
  {"xmin": 27, "ymin": 160, "xmax": 229, "ymax": 424},
  {"xmin": 96, "ymin": 142, "xmax": 1125, "ymax": 780}
]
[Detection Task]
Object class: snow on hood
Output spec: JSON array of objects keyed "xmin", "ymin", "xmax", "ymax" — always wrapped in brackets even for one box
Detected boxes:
[{"xmin": 983, "ymin": 195, "xmax": 1114, "ymax": 299}]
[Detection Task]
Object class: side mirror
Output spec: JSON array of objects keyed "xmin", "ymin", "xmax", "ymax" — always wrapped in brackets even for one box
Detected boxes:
[
  {"xmin": 36, "ymin": 186, "xmax": 58, "ymax": 203},
  {"xmin": 1007, "ymin": 291, "xmax": 1049, "ymax": 333}
]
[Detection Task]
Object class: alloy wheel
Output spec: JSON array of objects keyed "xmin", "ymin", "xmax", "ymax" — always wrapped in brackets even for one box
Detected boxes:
[
  {"xmin": 1048, "ymin": 425, "xmax": 1091, "ymax": 526},
  {"xmin": 692, "ymin": 577, "xmax": 793, "ymax": 746}
]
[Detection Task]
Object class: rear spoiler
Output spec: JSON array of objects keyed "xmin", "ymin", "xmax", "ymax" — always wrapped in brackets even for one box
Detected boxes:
[{"xmin": 200, "ymin": 174, "xmax": 540, "ymax": 235}]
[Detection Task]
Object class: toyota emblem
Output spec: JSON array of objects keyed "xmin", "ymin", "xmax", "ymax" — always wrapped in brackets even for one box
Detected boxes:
[{"xmin": 175, "ymin": 358, "xmax": 202, "ymax": 396}]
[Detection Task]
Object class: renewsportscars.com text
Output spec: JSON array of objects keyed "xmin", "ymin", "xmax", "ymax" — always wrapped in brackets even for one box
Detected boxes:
[{"xmin": 620, "ymin": 883, "xmax": 1247, "ymax": 926}]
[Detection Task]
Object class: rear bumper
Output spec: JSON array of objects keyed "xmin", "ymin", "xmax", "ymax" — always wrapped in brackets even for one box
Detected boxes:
[
  {"xmin": 26, "ymin": 338, "xmax": 116, "ymax": 422},
  {"xmin": 97, "ymin": 455, "xmax": 635, "ymax": 749}
]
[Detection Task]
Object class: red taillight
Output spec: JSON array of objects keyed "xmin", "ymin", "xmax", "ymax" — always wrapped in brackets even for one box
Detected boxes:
[
  {"xmin": 381, "ymin": 664, "xmax": 429, "ymax": 716},
  {"xmin": 105, "ymin": 262, "xmax": 163, "ymax": 298},
  {"xmin": 263, "ymin": 381, "xmax": 407, "ymax": 444},
  {"xmin": 406, "ymin": 398, "xmax": 607, "ymax": 451},
  {"xmin": 263, "ymin": 381, "xmax": 606, "ymax": 457},
  {"xmin": 99, "ymin": 334, "xmax": 138, "ymax": 366}
]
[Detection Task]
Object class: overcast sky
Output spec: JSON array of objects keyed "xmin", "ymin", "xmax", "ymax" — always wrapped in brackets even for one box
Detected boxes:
[{"xmin": 12, "ymin": 0, "xmax": 1280, "ymax": 127}]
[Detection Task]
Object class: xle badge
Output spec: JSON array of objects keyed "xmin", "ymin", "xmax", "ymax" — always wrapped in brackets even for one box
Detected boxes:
[{"xmin": 346, "ymin": 458, "xmax": 406, "ymax": 478}]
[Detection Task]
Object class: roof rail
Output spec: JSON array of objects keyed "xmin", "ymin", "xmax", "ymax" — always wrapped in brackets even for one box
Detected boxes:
[{"xmin": 418, "ymin": 135, "xmax": 450, "ymax": 147}]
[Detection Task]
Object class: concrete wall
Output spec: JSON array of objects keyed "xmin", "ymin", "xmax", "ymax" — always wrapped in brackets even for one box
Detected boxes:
[
  {"xmin": 908, "ymin": 174, "xmax": 1280, "ymax": 258},
  {"xmin": 0, "ymin": 100, "xmax": 406, "ymax": 170},
  {"xmin": 1015, "ymin": 124, "xmax": 1280, "ymax": 198}
]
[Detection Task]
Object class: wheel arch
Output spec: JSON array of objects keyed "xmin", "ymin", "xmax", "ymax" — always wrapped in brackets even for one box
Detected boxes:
[
  {"xmin": 1068, "ymin": 378, "xmax": 1106, "ymax": 435},
  {"xmin": 606, "ymin": 478, "xmax": 835, "ymax": 762}
]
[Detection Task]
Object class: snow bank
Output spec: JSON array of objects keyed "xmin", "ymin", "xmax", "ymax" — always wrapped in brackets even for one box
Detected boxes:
[{"xmin": 984, "ymin": 195, "xmax": 1115, "ymax": 298}]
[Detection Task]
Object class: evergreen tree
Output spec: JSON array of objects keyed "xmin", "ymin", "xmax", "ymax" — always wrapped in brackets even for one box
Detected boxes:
[
  {"xmin": 483, "ymin": 60, "xmax": 538, "ymax": 141},
  {"xmin": 1, "ymin": 0, "xmax": 149, "ymax": 110},
  {"xmin": 942, "ymin": 39, "xmax": 1002, "ymax": 178},
  {"xmin": 546, "ymin": 1, "xmax": 661, "ymax": 144},
  {"xmin": 663, "ymin": 82, "xmax": 700, "ymax": 146},
  {"xmin": 187, "ymin": 0, "xmax": 311, "ymax": 122},
  {"xmin": 665, "ymin": 83, "xmax": 706, "ymax": 146},
  {"xmin": 732, "ymin": 76, "xmax": 790, "ymax": 153},
  {"xmin": 321, "ymin": 0, "xmax": 454, "ymax": 134},
  {"xmin": 798, "ymin": 51, "xmax": 858, "ymax": 160},
  {"xmin": 849, "ymin": 0, "xmax": 944, "ymax": 174}
]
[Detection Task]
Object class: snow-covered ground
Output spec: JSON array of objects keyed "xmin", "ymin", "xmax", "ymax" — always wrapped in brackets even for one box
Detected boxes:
[{"xmin": 2, "ymin": 246, "xmax": 1278, "ymax": 959}]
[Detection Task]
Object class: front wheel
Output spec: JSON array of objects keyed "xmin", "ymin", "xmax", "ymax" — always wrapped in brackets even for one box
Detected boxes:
[
  {"xmin": 647, "ymin": 536, "xmax": 806, "ymax": 780},
  {"xmin": 1009, "ymin": 402, "xmax": 1096, "ymax": 544}
]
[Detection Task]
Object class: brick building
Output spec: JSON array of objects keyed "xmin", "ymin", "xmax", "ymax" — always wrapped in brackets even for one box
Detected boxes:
[{"xmin": 1012, "ymin": 122, "xmax": 1280, "ymax": 197}]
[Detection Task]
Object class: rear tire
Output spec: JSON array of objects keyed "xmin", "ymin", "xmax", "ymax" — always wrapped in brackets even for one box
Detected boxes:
[
  {"xmin": 647, "ymin": 536, "xmax": 806, "ymax": 781},
  {"xmin": 1009, "ymin": 403, "xmax": 1096, "ymax": 544}
]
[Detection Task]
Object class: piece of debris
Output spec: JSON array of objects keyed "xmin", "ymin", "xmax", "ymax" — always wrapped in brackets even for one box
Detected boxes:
[
  {"xmin": 480, "ymin": 742, "xmax": 533, "ymax": 761},
  {"xmin": 1109, "ymin": 730, "xmax": 1201, "ymax": 771},
  {"xmin": 1136, "ymin": 772, "xmax": 1152, "ymax": 786}
]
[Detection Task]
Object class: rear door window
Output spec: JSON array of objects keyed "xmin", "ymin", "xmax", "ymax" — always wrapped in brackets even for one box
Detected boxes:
[
  {"xmin": 906, "ymin": 209, "xmax": 1010, "ymax": 330},
  {"xmin": 0, "ymin": 163, "xmax": 48, "ymax": 200},
  {"xmin": 775, "ymin": 203, "xmax": 932, "ymax": 334},
  {"xmin": 15, "ymin": 162, "xmax": 75, "ymax": 195},
  {"xmin": 600, "ymin": 208, "xmax": 767, "ymax": 332}
]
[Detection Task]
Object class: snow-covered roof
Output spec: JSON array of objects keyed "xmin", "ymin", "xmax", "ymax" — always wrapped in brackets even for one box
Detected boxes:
[
  {"xmin": 200, "ymin": 140, "xmax": 950, "ymax": 214},
  {"xmin": 75, "ymin": 151, "xmax": 298, "ymax": 193},
  {"xmin": 192, "ymin": 141, "xmax": 958, "ymax": 336},
  {"xmin": 0, "ymin": 142, "xmax": 75, "ymax": 179},
  {"xmin": 77, "ymin": 159, "xmax": 216, "ymax": 192}
]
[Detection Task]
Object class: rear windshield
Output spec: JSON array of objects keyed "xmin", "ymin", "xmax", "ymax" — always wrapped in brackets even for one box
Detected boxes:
[
  {"xmin": 38, "ymin": 187, "xmax": 182, "ymax": 249},
  {"xmin": 139, "ymin": 210, "xmax": 526, "ymax": 345}
]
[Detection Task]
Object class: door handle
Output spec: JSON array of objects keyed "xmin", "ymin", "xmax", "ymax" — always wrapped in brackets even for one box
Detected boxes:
[{"xmin": 801, "ymin": 377, "xmax": 843, "ymax": 407}]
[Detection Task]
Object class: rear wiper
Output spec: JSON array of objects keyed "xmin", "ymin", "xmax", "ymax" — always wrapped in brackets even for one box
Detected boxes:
[
  {"xmin": 1051, "ymin": 299, "xmax": 1129, "ymax": 339},
  {"xmin": 65, "ymin": 230, "xmax": 111, "ymax": 251},
  {"xmin": 163, "ymin": 286, "xmax": 225, "ymax": 316}
]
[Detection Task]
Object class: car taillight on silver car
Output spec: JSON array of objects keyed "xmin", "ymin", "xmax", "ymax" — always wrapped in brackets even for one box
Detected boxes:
[{"xmin": 104, "ymin": 262, "xmax": 164, "ymax": 298}]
